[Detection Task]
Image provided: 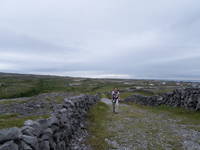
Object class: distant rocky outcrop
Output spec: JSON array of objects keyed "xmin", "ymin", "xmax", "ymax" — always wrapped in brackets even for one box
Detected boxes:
[
  {"xmin": 0, "ymin": 95, "xmax": 99, "ymax": 150},
  {"xmin": 0, "ymin": 92, "xmax": 74, "ymax": 117},
  {"xmin": 124, "ymin": 88, "xmax": 200, "ymax": 111}
]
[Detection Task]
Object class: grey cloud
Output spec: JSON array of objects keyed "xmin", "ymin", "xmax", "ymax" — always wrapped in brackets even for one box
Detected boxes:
[
  {"xmin": 0, "ymin": 0, "xmax": 200, "ymax": 80},
  {"xmin": 0, "ymin": 29, "xmax": 77, "ymax": 53}
]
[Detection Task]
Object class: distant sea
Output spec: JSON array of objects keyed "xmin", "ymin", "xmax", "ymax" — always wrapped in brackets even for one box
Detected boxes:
[
  {"xmin": 164, "ymin": 79, "xmax": 200, "ymax": 83},
  {"xmin": 139, "ymin": 78, "xmax": 200, "ymax": 83}
]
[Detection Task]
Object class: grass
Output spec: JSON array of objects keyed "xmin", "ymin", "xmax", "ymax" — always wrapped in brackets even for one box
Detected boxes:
[
  {"xmin": 0, "ymin": 113, "xmax": 50, "ymax": 129},
  {"xmin": 133, "ymin": 90, "xmax": 155, "ymax": 96},
  {"xmin": 89, "ymin": 101, "xmax": 183, "ymax": 149},
  {"xmin": 154, "ymin": 88, "xmax": 174, "ymax": 95},
  {"xmin": 0, "ymin": 99, "xmax": 28, "ymax": 105},
  {"xmin": 119, "ymin": 90, "xmax": 155, "ymax": 99},
  {"xmin": 120, "ymin": 92, "xmax": 134, "ymax": 99},
  {"xmin": 54, "ymin": 96, "xmax": 65, "ymax": 104},
  {"xmin": 113, "ymin": 104, "xmax": 183, "ymax": 149},
  {"xmin": 128, "ymin": 103, "xmax": 200, "ymax": 126},
  {"xmin": 86, "ymin": 102, "xmax": 115, "ymax": 150},
  {"xmin": 0, "ymin": 76, "xmax": 74, "ymax": 99},
  {"xmin": 0, "ymin": 75, "xmax": 118, "ymax": 99},
  {"xmin": 149, "ymin": 105, "xmax": 200, "ymax": 124},
  {"xmin": 0, "ymin": 72, "xmax": 183, "ymax": 100}
]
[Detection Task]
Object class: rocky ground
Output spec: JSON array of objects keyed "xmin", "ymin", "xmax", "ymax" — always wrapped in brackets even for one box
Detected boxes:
[
  {"xmin": 0, "ymin": 92, "xmax": 74, "ymax": 117},
  {"xmin": 98, "ymin": 98, "xmax": 200, "ymax": 150}
]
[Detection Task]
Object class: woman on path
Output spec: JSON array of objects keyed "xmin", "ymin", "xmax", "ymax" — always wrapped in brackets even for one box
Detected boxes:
[{"xmin": 111, "ymin": 88, "xmax": 120, "ymax": 113}]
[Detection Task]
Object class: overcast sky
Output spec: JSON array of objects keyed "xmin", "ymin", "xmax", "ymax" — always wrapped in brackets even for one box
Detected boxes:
[{"xmin": 0, "ymin": 0, "xmax": 200, "ymax": 80}]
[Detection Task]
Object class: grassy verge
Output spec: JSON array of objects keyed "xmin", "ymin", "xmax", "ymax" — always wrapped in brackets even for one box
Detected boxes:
[
  {"xmin": 127, "ymin": 103, "xmax": 200, "ymax": 126},
  {"xmin": 149, "ymin": 105, "xmax": 200, "ymax": 125},
  {"xmin": 0, "ymin": 113, "xmax": 50, "ymax": 129},
  {"xmin": 0, "ymin": 73, "xmax": 181, "ymax": 100},
  {"xmin": 120, "ymin": 90, "xmax": 155, "ymax": 99},
  {"xmin": 0, "ymin": 99, "xmax": 29, "ymax": 105},
  {"xmin": 86, "ymin": 102, "xmax": 115, "ymax": 150}
]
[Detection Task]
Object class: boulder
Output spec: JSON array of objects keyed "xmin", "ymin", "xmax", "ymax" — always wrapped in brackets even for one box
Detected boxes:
[
  {"xmin": 40, "ymin": 128, "xmax": 53, "ymax": 141},
  {"xmin": 0, "ymin": 141, "xmax": 18, "ymax": 150},
  {"xmin": 0, "ymin": 127, "xmax": 21, "ymax": 143},
  {"xmin": 47, "ymin": 115, "xmax": 59, "ymax": 126},
  {"xmin": 20, "ymin": 141, "xmax": 32, "ymax": 150},
  {"xmin": 23, "ymin": 120, "xmax": 41, "ymax": 137},
  {"xmin": 39, "ymin": 141, "xmax": 50, "ymax": 150},
  {"xmin": 56, "ymin": 141, "xmax": 66, "ymax": 150},
  {"xmin": 20, "ymin": 135, "xmax": 39, "ymax": 150},
  {"xmin": 21, "ymin": 126, "xmax": 39, "ymax": 137}
]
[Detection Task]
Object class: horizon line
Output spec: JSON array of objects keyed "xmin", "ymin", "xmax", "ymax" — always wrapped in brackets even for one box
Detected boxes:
[{"xmin": 0, "ymin": 71, "xmax": 199, "ymax": 83}]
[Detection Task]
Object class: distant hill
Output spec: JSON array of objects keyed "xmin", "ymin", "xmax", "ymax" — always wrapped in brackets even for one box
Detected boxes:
[{"xmin": 0, "ymin": 72, "xmax": 195, "ymax": 99}]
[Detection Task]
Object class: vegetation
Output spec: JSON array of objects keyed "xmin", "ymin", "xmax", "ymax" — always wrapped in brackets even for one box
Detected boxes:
[
  {"xmin": 86, "ymin": 102, "xmax": 115, "ymax": 150},
  {"xmin": 0, "ymin": 72, "xmax": 199, "ymax": 148},
  {"xmin": 0, "ymin": 113, "xmax": 50, "ymax": 129},
  {"xmin": 120, "ymin": 90, "xmax": 155, "ymax": 99},
  {"xmin": 128, "ymin": 103, "xmax": 200, "ymax": 126},
  {"xmin": 0, "ymin": 99, "xmax": 29, "ymax": 105},
  {"xmin": 0, "ymin": 72, "xmax": 185, "ymax": 99},
  {"xmin": 86, "ymin": 100, "xmax": 184, "ymax": 149}
]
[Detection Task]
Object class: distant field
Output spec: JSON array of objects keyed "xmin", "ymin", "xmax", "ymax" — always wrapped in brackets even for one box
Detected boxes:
[
  {"xmin": 0, "ymin": 72, "xmax": 192, "ymax": 99},
  {"xmin": 0, "ymin": 72, "xmax": 196, "ymax": 129}
]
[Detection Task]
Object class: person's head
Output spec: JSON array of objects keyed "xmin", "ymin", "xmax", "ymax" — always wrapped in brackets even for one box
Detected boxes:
[{"xmin": 114, "ymin": 88, "xmax": 117, "ymax": 91}]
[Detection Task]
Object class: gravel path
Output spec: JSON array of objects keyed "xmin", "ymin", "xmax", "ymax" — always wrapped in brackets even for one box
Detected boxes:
[{"xmin": 101, "ymin": 98, "xmax": 200, "ymax": 150}]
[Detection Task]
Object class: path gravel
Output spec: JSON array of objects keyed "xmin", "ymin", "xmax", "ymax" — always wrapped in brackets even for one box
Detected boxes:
[{"xmin": 101, "ymin": 98, "xmax": 200, "ymax": 150}]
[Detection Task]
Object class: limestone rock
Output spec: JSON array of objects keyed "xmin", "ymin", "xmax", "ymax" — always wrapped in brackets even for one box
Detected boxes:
[
  {"xmin": 0, "ymin": 141, "xmax": 18, "ymax": 150},
  {"xmin": 0, "ymin": 127, "xmax": 21, "ymax": 143}
]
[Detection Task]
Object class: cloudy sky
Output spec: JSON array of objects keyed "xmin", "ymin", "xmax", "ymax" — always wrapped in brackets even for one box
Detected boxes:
[{"xmin": 0, "ymin": 0, "xmax": 200, "ymax": 80}]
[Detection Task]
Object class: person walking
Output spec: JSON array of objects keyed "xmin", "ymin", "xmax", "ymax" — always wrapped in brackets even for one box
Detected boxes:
[{"xmin": 111, "ymin": 88, "xmax": 120, "ymax": 113}]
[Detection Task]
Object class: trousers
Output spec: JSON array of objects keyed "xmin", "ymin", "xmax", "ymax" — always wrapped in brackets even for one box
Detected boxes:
[{"xmin": 112, "ymin": 99, "xmax": 119, "ymax": 113}]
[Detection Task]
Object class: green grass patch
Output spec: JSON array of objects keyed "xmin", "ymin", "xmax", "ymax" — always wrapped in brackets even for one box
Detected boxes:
[
  {"xmin": 120, "ymin": 90, "xmax": 155, "ymax": 99},
  {"xmin": 0, "ymin": 114, "xmax": 50, "ymax": 129},
  {"xmin": 0, "ymin": 99, "xmax": 28, "ymax": 105},
  {"xmin": 86, "ymin": 102, "xmax": 115, "ymax": 150},
  {"xmin": 134, "ymin": 90, "xmax": 155, "ymax": 96},
  {"xmin": 128, "ymin": 103, "xmax": 200, "ymax": 125},
  {"xmin": 55, "ymin": 96, "xmax": 64, "ymax": 104},
  {"xmin": 120, "ymin": 92, "xmax": 134, "ymax": 99},
  {"xmin": 149, "ymin": 105, "xmax": 200, "ymax": 124},
  {"xmin": 0, "ymin": 75, "xmax": 123, "ymax": 99},
  {"xmin": 154, "ymin": 88, "xmax": 174, "ymax": 95},
  {"xmin": 0, "ymin": 113, "xmax": 18, "ymax": 119}
]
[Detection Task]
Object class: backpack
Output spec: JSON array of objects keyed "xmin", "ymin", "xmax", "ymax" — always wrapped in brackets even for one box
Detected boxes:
[{"xmin": 112, "ymin": 91, "xmax": 119, "ymax": 101}]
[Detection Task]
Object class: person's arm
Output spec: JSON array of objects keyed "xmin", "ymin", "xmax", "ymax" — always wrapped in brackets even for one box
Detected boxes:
[
  {"xmin": 111, "ymin": 91, "xmax": 114, "ymax": 99},
  {"xmin": 118, "ymin": 91, "xmax": 120, "ymax": 101}
]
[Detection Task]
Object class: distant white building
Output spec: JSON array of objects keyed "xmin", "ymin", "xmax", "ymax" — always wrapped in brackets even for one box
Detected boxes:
[
  {"xmin": 69, "ymin": 83, "xmax": 81, "ymax": 86},
  {"xmin": 136, "ymin": 86, "xmax": 143, "ymax": 90},
  {"xmin": 73, "ymin": 79, "xmax": 85, "ymax": 82},
  {"xmin": 124, "ymin": 82, "xmax": 133, "ymax": 85},
  {"xmin": 192, "ymin": 83, "xmax": 200, "ymax": 88}
]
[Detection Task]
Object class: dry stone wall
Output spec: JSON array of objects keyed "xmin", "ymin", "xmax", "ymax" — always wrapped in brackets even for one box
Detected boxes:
[
  {"xmin": 0, "ymin": 94, "xmax": 99, "ymax": 150},
  {"xmin": 124, "ymin": 88, "xmax": 200, "ymax": 111}
]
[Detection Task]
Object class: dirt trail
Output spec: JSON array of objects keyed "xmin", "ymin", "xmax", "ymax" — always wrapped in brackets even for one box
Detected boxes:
[{"xmin": 100, "ymin": 98, "xmax": 200, "ymax": 150}]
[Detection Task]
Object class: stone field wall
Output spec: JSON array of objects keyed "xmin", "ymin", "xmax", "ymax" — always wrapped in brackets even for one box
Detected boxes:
[
  {"xmin": 0, "ymin": 95, "xmax": 99, "ymax": 150},
  {"xmin": 124, "ymin": 88, "xmax": 200, "ymax": 111}
]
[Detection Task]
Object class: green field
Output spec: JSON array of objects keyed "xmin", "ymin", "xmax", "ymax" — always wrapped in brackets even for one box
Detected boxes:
[{"xmin": 0, "ymin": 72, "xmax": 187, "ymax": 100}]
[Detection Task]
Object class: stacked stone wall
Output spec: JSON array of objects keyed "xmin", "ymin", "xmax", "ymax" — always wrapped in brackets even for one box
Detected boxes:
[
  {"xmin": 0, "ymin": 95, "xmax": 99, "ymax": 150},
  {"xmin": 124, "ymin": 88, "xmax": 200, "ymax": 111}
]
